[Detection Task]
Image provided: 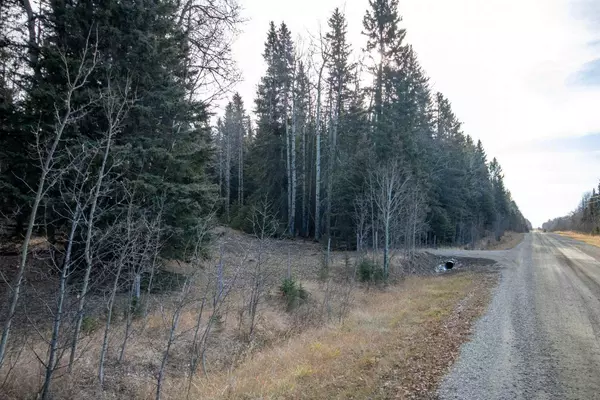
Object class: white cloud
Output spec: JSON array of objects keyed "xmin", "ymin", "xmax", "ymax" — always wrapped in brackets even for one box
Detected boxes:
[{"xmin": 227, "ymin": 0, "xmax": 600, "ymax": 226}]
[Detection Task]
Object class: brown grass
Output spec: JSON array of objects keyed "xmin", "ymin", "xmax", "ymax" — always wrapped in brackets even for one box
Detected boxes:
[
  {"xmin": 162, "ymin": 272, "xmax": 497, "ymax": 400},
  {"xmin": 476, "ymin": 231, "xmax": 524, "ymax": 250},
  {"xmin": 555, "ymin": 231, "xmax": 600, "ymax": 247},
  {"xmin": 0, "ymin": 229, "xmax": 498, "ymax": 400},
  {"xmin": 1, "ymin": 273, "xmax": 497, "ymax": 400}
]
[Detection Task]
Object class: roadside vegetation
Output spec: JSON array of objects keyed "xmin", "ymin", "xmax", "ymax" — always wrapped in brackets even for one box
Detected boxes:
[
  {"xmin": 553, "ymin": 231, "xmax": 600, "ymax": 248},
  {"xmin": 474, "ymin": 231, "xmax": 525, "ymax": 251},
  {"xmin": 0, "ymin": 228, "xmax": 498, "ymax": 399},
  {"xmin": 177, "ymin": 270, "xmax": 498, "ymax": 400}
]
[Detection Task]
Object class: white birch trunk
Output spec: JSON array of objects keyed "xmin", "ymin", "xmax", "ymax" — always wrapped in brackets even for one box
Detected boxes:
[
  {"xmin": 314, "ymin": 62, "xmax": 326, "ymax": 240},
  {"xmin": 225, "ymin": 128, "xmax": 231, "ymax": 221},
  {"xmin": 290, "ymin": 75, "xmax": 297, "ymax": 236}
]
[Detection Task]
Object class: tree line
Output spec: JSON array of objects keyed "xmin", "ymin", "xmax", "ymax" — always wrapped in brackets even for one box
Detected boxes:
[
  {"xmin": 542, "ymin": 182, "xmax": 600, "ymax": 233},
  {"xmin": 214, "ymin": 0, "xmax": 530, "ymax": 262}
]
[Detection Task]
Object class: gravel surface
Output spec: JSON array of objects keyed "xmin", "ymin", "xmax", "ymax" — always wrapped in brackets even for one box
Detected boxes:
[{"xmin": 434, "ymin": 232, "xmax": 600, "ymax": 400}]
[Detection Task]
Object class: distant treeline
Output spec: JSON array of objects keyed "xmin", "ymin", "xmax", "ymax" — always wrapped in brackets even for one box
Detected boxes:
[{"xmin": 543, "ymin": 182, "xmax": 600, "ymax": 233}]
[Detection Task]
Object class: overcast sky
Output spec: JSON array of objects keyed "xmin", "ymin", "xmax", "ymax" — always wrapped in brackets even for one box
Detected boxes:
[{"xmin": 224, "ymin": 0, "xmax": 600, "ymax": 227}]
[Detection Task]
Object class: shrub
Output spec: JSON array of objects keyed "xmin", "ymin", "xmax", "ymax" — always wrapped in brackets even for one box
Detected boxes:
[
  {"xmin": 280, "ymin": 277, "xmax": 308, "ymax": 311},
  {"xmin": 81, "ymin": 316, "xmax": 99, "ymax": 334},
  {"xmin": 209, "ymin": 313, "xmax": 225, "ymax": 334},
  {"xmin": 357, "ymin": 259, "xmax": 384, "ymax": 282},
  {"xmin": 229, "ymin": 204, "xmax": 254, "ymax": 233}
]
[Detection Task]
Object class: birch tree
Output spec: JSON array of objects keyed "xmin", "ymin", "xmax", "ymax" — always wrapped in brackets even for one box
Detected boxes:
[
  {"xmin": 313, "ymin": 33, "xmax": 329, "ymax": 241},
  {"xmin": 156, "ymin": 214, "xmax": 215, "ymax": 400},
  {"xmin": 370, "ymin": 162, "xmax": 410, "ymax": 278},
  {"xmin": 98, "ymin": 186, "xmax": 140, "ymax": 386},
  {"xmin": 40, "ymin": 143, "xmax": 98, "ymax": 400}
]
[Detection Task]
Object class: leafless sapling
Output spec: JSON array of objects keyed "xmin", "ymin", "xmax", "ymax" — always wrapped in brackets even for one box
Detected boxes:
[{"xmin": 0, "ymin": 37, "xmax": 99, "ymax": 369}]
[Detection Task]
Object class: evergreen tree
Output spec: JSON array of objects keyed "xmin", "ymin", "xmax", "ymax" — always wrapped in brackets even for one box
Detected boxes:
[
  {"xmin": 239, "ymin": 8, "xmax": 528, "ymax": 249},
  {"xmin": 325, "ymin": 8, "xmax": 355, "ymax": 239},
  {"xmin": 4, "ymin": 0, "xmax": 218, "ymax": 256},
  {"xmin": 249, "ymin": 22, "xmax": 287, "ymax": 221},
  {"xmin": 218, "ymin": 92, "xmax": 248, "ymax": 219},
  {"xmin": 362, "ymin": 0, "xmax": 406, "ymax": 131}
]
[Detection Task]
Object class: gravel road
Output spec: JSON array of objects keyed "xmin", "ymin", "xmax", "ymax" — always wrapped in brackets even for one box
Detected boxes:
[{"xmin": 436, "ymin": 232, "xmax": 600, "ymax": 400}]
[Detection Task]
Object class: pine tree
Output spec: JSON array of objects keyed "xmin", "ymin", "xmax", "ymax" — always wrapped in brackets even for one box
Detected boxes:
[{"xmin": 489, "ymin": 157, "xmax": 510, "ymax": 239}]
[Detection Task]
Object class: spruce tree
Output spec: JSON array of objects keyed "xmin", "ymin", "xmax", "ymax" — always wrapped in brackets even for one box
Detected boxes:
[
  {"xmin": 362, "ymin": 0, "xmax": 406, "ymax": 130},
  {"xmin": 14, "ymin": 0, "xmax": 217, "ymax": 256},
  {"xmin": 325, "ymin": 8, "xmax": 354, "ymax": 240}
]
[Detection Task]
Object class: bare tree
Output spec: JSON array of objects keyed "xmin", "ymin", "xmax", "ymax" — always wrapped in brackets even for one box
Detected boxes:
[
  {"xmin": 176, "ymin": 0, "xmax": 243, "ymax": 103},
  {"xmin": 120, "ymin": 205, "xmax": 165, "ymax": 362},
  {"xmin": 40, "ymin": 143, "xmax": 98, "ymax": 400},
  {"xmin": 239, "ymin": 196, "xmax": 278, "ymax": 341},
  {"xmin": 353, "ymin": 194, "xmax": 370, "ymax": 253},
  {"xmin": 404, "ymin": 186, "xmax": 427, "ymax": 264},
  {"xmin": 156, "ymin": 276, "xmax": 191, "ymax": 400},
  {"xmin": 289, "ymin": 59, "xmax": 298, "ymax": 236},
  {"xmin": 156, "ymin": 214, "xmax": 214, "ymax": 400},
  {"xmin": 98, "ymin": 185, "xmax": 139, "ymax": 386},
  {"xmin": 301, "ymin": 85, "xmax": 310, "ymax": 237},
  {"xmin": 69, "ymin": 75, "xmax": 131, "ymax": 372},
  {"xmin": 140, "ymin": 196, "xmax": 167, "ymax": 327},
  {"xmin": 185, "ymin": 244, "xmax": 241, "ymax": 397},
  {"xmin": 216, "ymin": 121, "xmax": 224, "ymax": 200},
  {"xmin": 313, "ymin": 32, "xmax": 329, "ymax": 241},
  {"xmin": 225, "ymin": 118, "xmax": 232, "ymax": 221},
  {"xmin": 370, "ymin": 162, "xmax": 411, "ymax": 278},
  {"xmin": 0, "ymin": 37, "xmax": 98, "ymax": 369}
]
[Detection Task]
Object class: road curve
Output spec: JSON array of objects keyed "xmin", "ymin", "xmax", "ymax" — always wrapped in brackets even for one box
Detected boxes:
[{"xmin": 437, "ymin": 232, "xmax": 600, "ymax": 400}]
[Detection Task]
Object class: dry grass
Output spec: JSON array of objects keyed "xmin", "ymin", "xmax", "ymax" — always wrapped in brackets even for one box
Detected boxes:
[
  {"xmin": 476, "ymin": 231, "xmax": 524, "ymax": 250},
  {"xmin": 162, "ymin": 271, "xmax": 497, "ymax": 400},
  {"xmin": 0, "ymin": 229, "xmax": 498, "ymax": 399},
  {"xmin": 555, "ymin": 231, "xmax": 600, "ymax": 247},
  {"xmin": 0, "ymin": 272, "xmax": 497, "ymax": 400}
]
